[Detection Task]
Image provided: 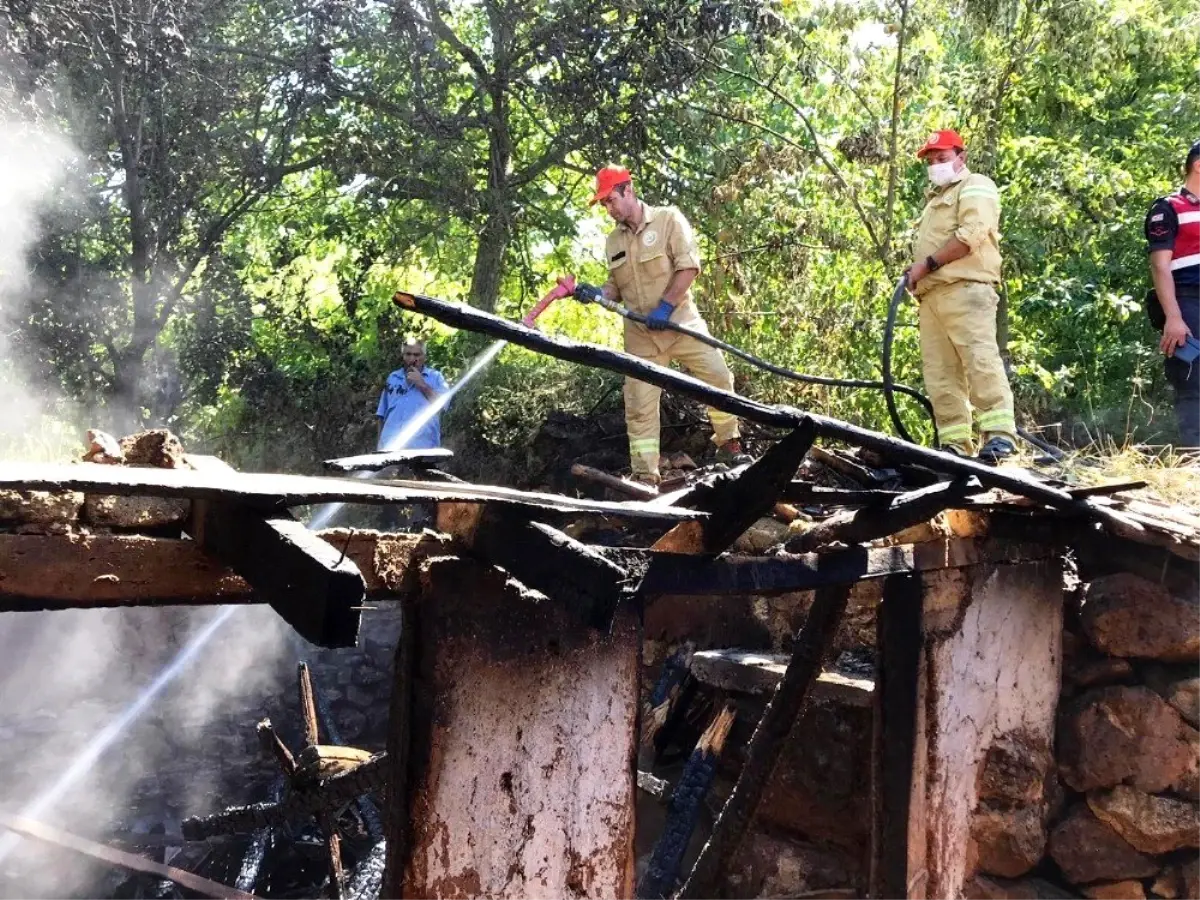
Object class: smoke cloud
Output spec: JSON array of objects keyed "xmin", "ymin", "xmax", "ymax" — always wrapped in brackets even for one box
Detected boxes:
[
  {"xmin": 0, "ymin": 92, "xmax": 76, "ymax": 455},
  {"xmin": 0, "ymin": 87, "xmax": 323, "ymax": 898}
]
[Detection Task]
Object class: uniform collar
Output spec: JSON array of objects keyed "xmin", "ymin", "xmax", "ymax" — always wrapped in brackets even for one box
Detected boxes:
[
  {"xmin": 619, "ymin": 201, "xmax": 657, "ymax": 234},
  {"xmin": 1180, "ymin": 186, "xmax": 1200, "ymax": 205}
]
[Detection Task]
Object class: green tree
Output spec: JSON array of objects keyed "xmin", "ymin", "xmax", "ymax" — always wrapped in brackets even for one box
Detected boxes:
[{"xmin": 6, "ymin": 0, "xmax": 330, "ymax": 424}]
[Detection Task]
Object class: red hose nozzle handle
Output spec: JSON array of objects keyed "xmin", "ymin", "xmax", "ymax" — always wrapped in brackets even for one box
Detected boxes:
[{"xmin": 521, "ymin": 275, "xmax": 577, "ymax": 328}]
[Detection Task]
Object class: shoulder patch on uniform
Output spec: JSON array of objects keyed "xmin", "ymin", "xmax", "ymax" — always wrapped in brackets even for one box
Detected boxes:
[
  {"xmin": 1150, "ymin": 213, "xmax": 1164, "ymax": 222},
  {"xmin": 642, "ymin": 230, "xmax": 659, "ymax": 247}
]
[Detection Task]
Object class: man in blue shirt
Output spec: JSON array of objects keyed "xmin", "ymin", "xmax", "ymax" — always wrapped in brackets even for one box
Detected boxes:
[{"xmin": 375, "ymin": 339, "xmax": 449, "ymax": 452}]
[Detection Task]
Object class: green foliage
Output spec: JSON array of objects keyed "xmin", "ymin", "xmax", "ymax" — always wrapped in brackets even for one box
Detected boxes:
[{"xmin": 4, "ymin": 0, "xmax": 1198, "ymax": 472}]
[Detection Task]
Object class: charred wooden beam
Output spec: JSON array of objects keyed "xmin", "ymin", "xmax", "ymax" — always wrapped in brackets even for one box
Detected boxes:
[
  {"xmin": 310, "ymin": 669, "xmax": 384, "ymax": 840},
  {"xmin": 652, "ymin": 422, "xmax": 816, "ymax": 555},
  {"xmin": 638, "ymin": 704, "xmax": 737, "ymax": 899},
  {"xmin": 0, "ymin": 531, "xmax": 441, "ymax": 613},
  {"xmin": 0, "ymin": 812, "xmax": 259, "ymax": 900},
  {"xmin": 779, "ymin": 483, "xmax": 903, "ymax": 507},
  {"xmin": 322, "ymin": 448, "xmax": 453, "ymax": 473},
  {"xmin": 623, "ymin": 538, "xmax": 1051, "ymax": 598},
  {"xmin": 438, "ymin": 504, "xmax": 631, "ymax": 630},
  {"xmin": 676, "ymin": 585, "xmax": 851, "ymax": 899},
  {"xmin": 390, "ymin": 290, "xmax": 1139, "ymax": 530},
  {"xmin": 0, "ymin": 462, "xmax": 701, "ymax": 523},
  {"xmin": 810, "ymin": 446, "xmax": 897, "ymax": 486},
  {"xmin": 785, "ymin": 477, "xmax": 979, "ymax": 553},
  {"xmin": 200, "ymin": 505, "xmax": 363, "ymax": 648},
  {"xmin": 256, "ymin": 719, "xmax": 297, "ymax": 778},
  {"xmin": 869, "ymin": 574, "xmax": 924, "ymax": 900}
]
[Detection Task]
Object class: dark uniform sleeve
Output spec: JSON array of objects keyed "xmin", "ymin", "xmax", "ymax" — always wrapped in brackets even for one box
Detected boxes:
[{"xmin": 1145, "ymin": 198, "xmax": 1177, "ymax": 253}]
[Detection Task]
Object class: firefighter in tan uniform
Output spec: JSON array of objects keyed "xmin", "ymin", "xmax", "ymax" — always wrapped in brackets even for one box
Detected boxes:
[
  {"xmin": 576, "ymin": 165, "xmax": 744, "ymax": 484},
  {"xmin": 905, "ymin": 130, "xmax": 1017, "ymax": 463}
]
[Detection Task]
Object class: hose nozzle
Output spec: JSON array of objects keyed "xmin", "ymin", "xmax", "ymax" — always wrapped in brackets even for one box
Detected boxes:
[{"xmin": 521, "ymin": 275, "xmax": 577, "ymax": 328}]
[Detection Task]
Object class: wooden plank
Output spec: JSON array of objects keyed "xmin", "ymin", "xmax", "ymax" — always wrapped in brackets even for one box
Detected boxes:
[
  {"xmin": 570, "ymin": 463, "xmax": 659, "ymax": 501},
  {"xmin": 676, "ymin": 585, "xmax": 850, "ymax": 899},
  {"xmin": 652, "ymin": 421, "xmax": 817, "ymax": 555},
  {"xmin": 0, "ymin": 531, "xmax": 436, "ymax": 612},
  {"xmin": 0, "ymin": 461, "xmax": 702, "ymax": 523},
  {"xmin": 780, "ymin": 483, "xmax": 903, "ymax": 507},
  {"xmin": 0, "ymin": 812, "xmax": 260, "ymax": 900},
  {"xmin": 689, "ymin": 650, "xmax": 873, "ymax": 707},
  {"xmin": 389, "ymin": 289, "xmax": 1140, "ymax": 529},
  {"xmin": 322, "ymin": 448, "xmax": 453, "ymax": 473},
  {"xmin": 389, "ymin": 556, "xmax": 638, "ymax": 898}
]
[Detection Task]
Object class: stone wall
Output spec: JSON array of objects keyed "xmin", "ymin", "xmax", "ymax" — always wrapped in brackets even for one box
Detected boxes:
[{"xmin": 968, "ymin": 572, "xmax": 1200, "ymax": 900}]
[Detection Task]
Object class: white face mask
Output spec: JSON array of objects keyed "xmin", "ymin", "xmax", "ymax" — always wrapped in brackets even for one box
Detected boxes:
[{"xmin": 927, "ymin": 160, "xmax": 959, "ymax": 186}]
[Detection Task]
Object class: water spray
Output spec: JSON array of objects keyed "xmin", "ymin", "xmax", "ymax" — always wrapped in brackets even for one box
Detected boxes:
[{"xmin": 0, "ymin": 607, "xmax": 236, "ymax": 865}]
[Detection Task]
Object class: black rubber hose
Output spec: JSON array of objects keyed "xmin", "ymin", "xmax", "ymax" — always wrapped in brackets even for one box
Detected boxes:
[
  {"xmin": 598, "ymin": 297, "xmax": 935, "ymax": 442},
  {"xmin": 882, "ymin": 275, "xmax": 928, "ymax": 444}
]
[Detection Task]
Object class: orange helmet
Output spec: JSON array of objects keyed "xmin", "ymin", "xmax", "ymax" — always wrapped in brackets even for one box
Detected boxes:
[
  {"xmin": 916, "ymin": 129, "xmax": 965, "ymax": 159},
  {"xmin": 590, "ymin": 165, "xmax": 632, "ymax": 205}
]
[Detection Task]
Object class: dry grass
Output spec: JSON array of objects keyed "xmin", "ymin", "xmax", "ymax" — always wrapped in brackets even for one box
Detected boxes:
[{"xmin": 1012, "ymin": 437, "xmax": 1200, "ymax": 511}]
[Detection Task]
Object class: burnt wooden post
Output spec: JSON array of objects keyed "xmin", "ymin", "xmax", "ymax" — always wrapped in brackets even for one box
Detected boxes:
[
  {"xmin": 383, "ymin": 555, "xmax": 640, "ymax": 898},
  {"xmin": 870, "ymin": 573, "xmax": 925, "ymax": 899}
]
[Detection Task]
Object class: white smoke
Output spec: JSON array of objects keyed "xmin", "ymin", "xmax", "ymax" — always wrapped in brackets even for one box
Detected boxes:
[{"xmin": 0, "ymin": 87, "xmax": 327, "ymax": 897}]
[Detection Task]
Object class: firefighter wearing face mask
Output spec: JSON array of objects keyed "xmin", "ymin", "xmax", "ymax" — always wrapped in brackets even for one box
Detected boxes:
[{"xmin": 905, "ymin": 129, "xmax": 1017, "ymax": 464}]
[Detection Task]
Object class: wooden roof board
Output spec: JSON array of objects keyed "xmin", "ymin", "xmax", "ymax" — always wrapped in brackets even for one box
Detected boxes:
[{"xmin": 0, "ymin": 461, "xmax": 702, "ymax": 522}]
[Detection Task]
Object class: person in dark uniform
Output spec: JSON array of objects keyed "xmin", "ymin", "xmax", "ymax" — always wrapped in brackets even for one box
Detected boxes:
[{"xmin": 1145, "ymin": 140, "xmax": 1200, "ymax": 450}]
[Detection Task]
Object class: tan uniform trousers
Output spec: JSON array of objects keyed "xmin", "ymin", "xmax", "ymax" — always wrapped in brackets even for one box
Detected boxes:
[
  {"xmin": 625, "ymin": 326, "xmax": 740, "ymax": 477},
  {"xmin": 918, "ymin": 281, "xmax": 1016, "ymax": 453}
]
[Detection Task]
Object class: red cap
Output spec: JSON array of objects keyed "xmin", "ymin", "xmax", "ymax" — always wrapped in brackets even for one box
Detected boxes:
[
  {"xmin": 590, "ymin": 165, "xmax": 632, "ymax": 205},
  {"xmin": 916, "ymin": 129, "xmax": 965, "ymax": 159}
]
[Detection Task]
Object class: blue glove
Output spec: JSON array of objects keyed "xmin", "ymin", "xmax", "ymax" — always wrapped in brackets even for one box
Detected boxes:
[
  {"xmin": 574, "ymin": 283, "xmax": 603, "ymax": 304},
  {"xmin": 646, "ymin": 299, "xmax": 675, "ymax": 330}
]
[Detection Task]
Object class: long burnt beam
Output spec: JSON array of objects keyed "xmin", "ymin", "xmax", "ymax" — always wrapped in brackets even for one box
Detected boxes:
[
  {"xmin": 391, "ymin": 290, "xmax": 1137, "ymax": 530},
  {"xmin": 611, "ymin": 537, "xmax": 1051, "ymax": 598},
  {"xmin": 0, "ymin": 462, "xmax": 702, "ymax": 524},
  {"xmin": 0, "ymin": 531, "xmax": 440, "ymax": 612},
  {"xmin": 0, "ymin": 531, "xmax": 1052, "ymax": 613}
]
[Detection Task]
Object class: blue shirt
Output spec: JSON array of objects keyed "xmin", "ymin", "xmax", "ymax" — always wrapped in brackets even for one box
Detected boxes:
[{"xmin": 375, "ymin": 367, "xmax": 449, "ymax": 451}]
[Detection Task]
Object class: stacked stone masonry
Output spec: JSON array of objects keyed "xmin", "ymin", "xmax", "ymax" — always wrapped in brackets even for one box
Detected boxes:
[{"xmin": 968, "ymin": 572, "xmax": 1199, "ymax": 900}]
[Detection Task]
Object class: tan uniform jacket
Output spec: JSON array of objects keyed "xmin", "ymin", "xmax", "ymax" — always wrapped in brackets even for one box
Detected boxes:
[
  {"xmin": 602, "ymin": 202, "xmax": 703, "ymax": 354},
  {"xmin": 913, "ymin": 169, "xmax": 1003, "ymax": 296}
]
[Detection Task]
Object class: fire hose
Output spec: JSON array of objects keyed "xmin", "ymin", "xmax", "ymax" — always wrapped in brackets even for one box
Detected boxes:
[{"xmin": 527, "ymin": 275, "xmax": 1063, "ymax": 458}]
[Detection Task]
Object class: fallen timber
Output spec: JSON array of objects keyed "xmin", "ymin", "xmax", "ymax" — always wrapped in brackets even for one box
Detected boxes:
[
  {"xmin": 392, "ymin": 290, "xmax": 1140, "ymax": 532},
  {"xmin": 0, "ymin": 812, "xmax": 259, "ymax": 900},
  {"xmin": 0, "ymin": 461, "xmax": 702, "ymax": 524}
]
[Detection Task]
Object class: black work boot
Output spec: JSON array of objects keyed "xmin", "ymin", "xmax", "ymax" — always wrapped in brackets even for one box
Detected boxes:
[{"xmin": 977, "ymin": 436, "xmax": 1017, "ymax": 465}]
